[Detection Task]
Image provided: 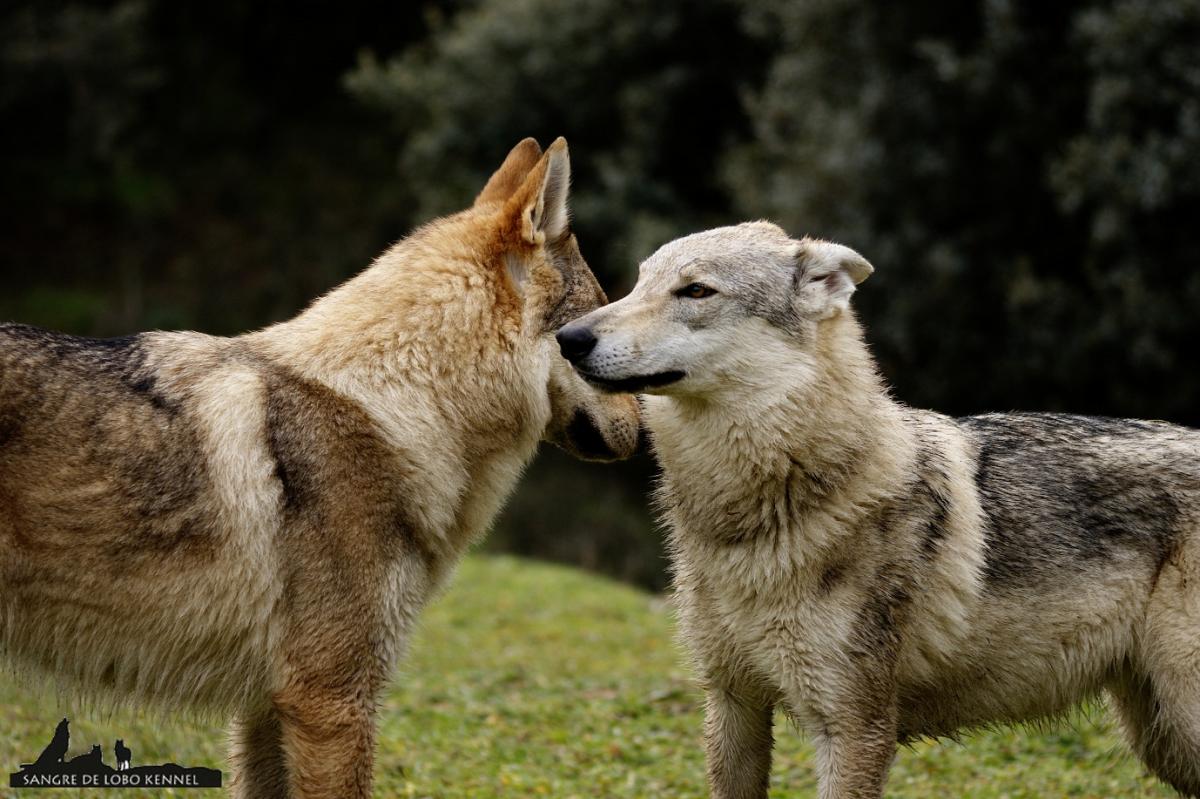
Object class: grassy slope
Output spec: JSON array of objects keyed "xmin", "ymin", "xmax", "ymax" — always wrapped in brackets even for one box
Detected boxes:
[{"xmin": 0, "ymin": 556, "xmax": 1175, "ymax": 798}]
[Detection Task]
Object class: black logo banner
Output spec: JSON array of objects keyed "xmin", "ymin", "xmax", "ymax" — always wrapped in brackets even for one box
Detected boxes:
[{"xmin": 9, "ymin": 719, "xmax": 221, "ymax": 789}]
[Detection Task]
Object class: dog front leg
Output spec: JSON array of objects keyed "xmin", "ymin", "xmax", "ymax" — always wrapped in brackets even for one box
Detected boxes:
[
  {"xmin": 811, "ymin": 705, "xmax": 897, "ymax": 799},
  {"xmin": 704, "ymin": 686, "xmax": 775, "ymax": 799},
  {"xmin": 229, "ymin": 706, "xmax": 290, "ymax": 799},
  {"xmin": 274, "ymin": 680, "xmax": 378, "ymax": 799}
]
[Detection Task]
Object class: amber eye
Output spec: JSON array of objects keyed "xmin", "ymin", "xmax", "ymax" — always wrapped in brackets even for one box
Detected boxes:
[{"xmin": 677, "ymin": 283, "xmax": 716, "ymax": 299}]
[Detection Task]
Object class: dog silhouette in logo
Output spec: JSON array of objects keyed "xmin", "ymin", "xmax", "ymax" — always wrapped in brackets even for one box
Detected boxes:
[
  {"xmin": 13, "ymin": 718, "xmax": 218, "ymax": 787},
  {"xmin": 67, "ymin": 744, "xmax": 103, "ymax": 768},
  {"xmin": 115, "ymin": 739, "xmax": 131, "ymax": 771},
  {"xmin": 31, "ymin": 718, "xmax": 70, "ymax": 769}
]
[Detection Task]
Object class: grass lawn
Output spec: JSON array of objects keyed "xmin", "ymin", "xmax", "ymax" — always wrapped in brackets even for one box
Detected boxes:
[{"xmin": 0, "ymin": 555, "xmax": 1176, "ymax": 798}]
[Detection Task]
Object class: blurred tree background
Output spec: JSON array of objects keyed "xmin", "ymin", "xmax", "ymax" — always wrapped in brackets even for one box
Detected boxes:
[{"xmin": 3, "ymin": 0, "xmax": 1198, "ymax": 589}]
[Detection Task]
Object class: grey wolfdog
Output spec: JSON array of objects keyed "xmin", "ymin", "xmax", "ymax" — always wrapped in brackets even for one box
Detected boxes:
[
  {"xmin": 0, "ymin": 138, "xmax": 639, "ymax": 799},
  {"xmin": 558, "ymin": 221, "xmax": 1200, "ymax": 798}
]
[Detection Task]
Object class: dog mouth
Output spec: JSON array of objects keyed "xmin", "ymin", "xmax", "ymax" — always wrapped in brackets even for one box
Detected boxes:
[{"xmin": 577, "ymin": 369, "xmax": 686, "ymax": 393}]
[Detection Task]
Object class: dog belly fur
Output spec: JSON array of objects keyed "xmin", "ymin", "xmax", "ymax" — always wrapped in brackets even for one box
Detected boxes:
[{"xmin": 894, "ymin": 563, "xmax": 1154, "ymax": 738}]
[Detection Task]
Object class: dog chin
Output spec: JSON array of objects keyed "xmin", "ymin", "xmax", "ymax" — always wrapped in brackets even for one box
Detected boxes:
[{"xmin": 577, "ymin": 369, "xmax": 685, "ymax": 394}]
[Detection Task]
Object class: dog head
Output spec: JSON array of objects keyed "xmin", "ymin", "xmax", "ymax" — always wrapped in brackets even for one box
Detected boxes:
[
  {"xmin": 473, "ymin": 138, "xmax": 640, "ymax": 461},
  {"xmin": 556, "ymin": 221, "xmax": 873, "ymax": 400}
]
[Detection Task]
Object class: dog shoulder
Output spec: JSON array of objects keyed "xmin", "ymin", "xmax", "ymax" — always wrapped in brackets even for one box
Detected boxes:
[{"xmin": 256, "ymin": 362, "xmax": 435, "ymax": 569}]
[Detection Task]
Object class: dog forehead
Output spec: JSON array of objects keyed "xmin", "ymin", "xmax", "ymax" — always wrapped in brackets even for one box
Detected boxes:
[{"xmin": 639, "ymin": 223, "xmax": 795, "ymax": 284}]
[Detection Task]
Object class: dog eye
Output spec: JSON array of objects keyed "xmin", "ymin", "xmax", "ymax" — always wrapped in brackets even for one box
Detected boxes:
[{"xmin": 677, "ymin": 283, "xmax": 716, "ymax": 299}]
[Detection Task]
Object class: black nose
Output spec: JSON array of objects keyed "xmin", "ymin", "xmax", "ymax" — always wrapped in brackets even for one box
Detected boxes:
[{"xmin": 556, "ymin": 325, "xmax": 597, "ymax": 363}]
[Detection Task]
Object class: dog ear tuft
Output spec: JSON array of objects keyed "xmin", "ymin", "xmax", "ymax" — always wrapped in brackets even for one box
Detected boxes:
[{"xmin": 475, "ymin": 138, "xmax": 543, "ymax": 208}]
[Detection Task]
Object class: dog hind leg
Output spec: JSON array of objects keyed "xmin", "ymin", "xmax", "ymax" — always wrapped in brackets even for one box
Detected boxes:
[
  {"xmin": 1109, "ymin": 674, "xmax": 1200, "ymax": 797},
  {"xmin": 1111, "ymin": 534, "xmax": 1200, "ymax": 798},
  {"xmin": 229, "ymin": 706, "xmax": 290, "ymax": 799}
]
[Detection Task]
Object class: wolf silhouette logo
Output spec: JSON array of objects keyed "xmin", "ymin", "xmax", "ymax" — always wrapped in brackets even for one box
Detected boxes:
[
  {"xmin": 9, "ymin": 719, "xmax": 220, "ymax": 789},
  {"xmin": 29, "ymin": 719, "xmax": 69, "ymax": 770},
  {"xmin": 114, "ymin": 740, "xmax": 131, "ymax": 771}
]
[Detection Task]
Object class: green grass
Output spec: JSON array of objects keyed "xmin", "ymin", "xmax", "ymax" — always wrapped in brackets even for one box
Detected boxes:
[{"xmin": 0, "ymin": 556, "xmax": 1176, "ymax": 798}]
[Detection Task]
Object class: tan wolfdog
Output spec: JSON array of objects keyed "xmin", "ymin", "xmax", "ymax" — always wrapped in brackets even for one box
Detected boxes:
[
  {"xmin": 560, "ymin": 221, "xmax": 1200, "ymax": 799},
  {"xmin": 0, "ymin": 137, "xmax": 639, "ymax": 798}
]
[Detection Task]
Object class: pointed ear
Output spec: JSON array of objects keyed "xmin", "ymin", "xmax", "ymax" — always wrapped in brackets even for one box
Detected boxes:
[
  {"xmin": 506, "ymin": 137, "xmax": 571, "ymax": 245},
  {"xmin": 794, "ymin": 238, "xmax": 874, "ymax": 318},
  {"xmin": 474, "ymin": 138, "xmax": 543, "ymax": 207}
]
